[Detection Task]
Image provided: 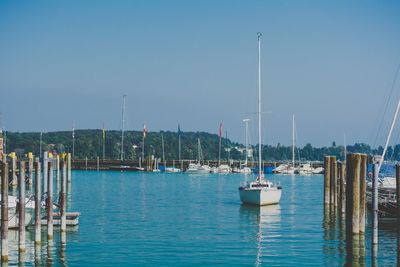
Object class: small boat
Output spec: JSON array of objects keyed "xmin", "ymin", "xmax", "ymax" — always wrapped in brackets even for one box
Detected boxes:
[
  {"xmin": 297, "ymin": 163, "xmax": 314, "ymax": 175},
  {"xmin": 41, "ymin": 212, "xmax": 80, "ymax": 226},
  {"xmin": 217, "ymin": 164, "xmax": 231, "ymax": 174},
  {"xmin": 165, "ymin": 167, "xmax": 181, "ymax": 173},
  {"xmin": 312, "ymin": 167, "xmax": 324, "ymax": 174},
  {"xmin": 0, "ymin": 195, "xmax": 35, "ymax": 228},
  {"xmin": 238, "ymin": 33, "xmax": 282, "ymax": 206},
  {"xmin": 233, "ymin": 166, "xmax": 252, "ymax": 174},
  {"xmin": 109, "ymin": 165, "xmax": 145, "ymax": 172},
  {"xmin": 185, "ymin": 139, "xmax": 211, "ymax": 174}
]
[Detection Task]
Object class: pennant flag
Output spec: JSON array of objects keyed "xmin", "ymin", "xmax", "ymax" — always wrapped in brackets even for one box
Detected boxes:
[
  {"xmin": 143, "ymin": 124, "xmax": 147, "ymax": 138},
  {"xmin": 219, "ymin": 123, "xmax": 223, "ymax": 138},
  {"xmin": 72, "ymin": 127, "xmax": 75, "ymax": 138}
]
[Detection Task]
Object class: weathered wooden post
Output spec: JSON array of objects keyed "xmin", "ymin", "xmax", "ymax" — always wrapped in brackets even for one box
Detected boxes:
[
  {"xmin": 47, "ymin": 161, "xmax": 53, "ymax": 240},
  {"xmin": 43, "ymin": 151, "xmax": 48, "ymax": 194},
  {"xmin": 61, "ymin": 159, "xmax": 67, "ymax": 234},
  {"xmin": 97, "ymin": 156, "xmax": 100, "ymax": 171},
  {"xmin": 34, "ymin": 160, "xmax": 41, "ymax": 245},
  {"xmin": 56, "ymin": 154, "xmax": 60, "ymax": 185},
  {"xmin": 18, "ymin": 161, "xmax": 26, "ymax": 253},
  {"xmin": 1, "ymin": 162, "xmax": 9, "ymax": 262},
  {"xmin": 67, "ymin": 153, "xmax": 72, "ymax": 183},
  {"xmin": 330, "ymin": 157, "xmax": 337, "ymax": 207},
  {"xmin": 28, "ymin": 152, "xmax": 33, "ymax": 184},
  {"xmin": 372, "ymin": 161, "xmax": 379, "ymax": 244},
  {"xmin": 11, "ymin": 152, "xmax": 17, "ymax": 186},
  {"xmin": 359, "ymin": 154, "xmax": 367, "ymax": 234},
  {"xmin": 324, "ymin": 156, "xmax": 331, "ymax": 206},
  {"xmin": 340, "ymin": 162, "xmax": 346, "ymax": 216},
  {"xmin": 85, "ymin": 156, "xmax": 88, "ymax": 171},
  {"xmin": 352, "ymin": 154, "xmax": 361, "ymax": 234}
]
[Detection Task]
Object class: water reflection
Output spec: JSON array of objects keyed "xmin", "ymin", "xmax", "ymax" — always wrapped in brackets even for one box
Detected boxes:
[
  {"xmin": 323, "ymin": 205, "xmax": 366, "ymax": 267},
  {"xmin": 239, "ymin": 204, "xmax": 281, "ymax": 267}
]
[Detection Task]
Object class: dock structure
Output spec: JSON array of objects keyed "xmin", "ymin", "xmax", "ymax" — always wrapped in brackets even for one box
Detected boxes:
[
  {"xmin": 0, "ymin": 152, "xmax": 78, "ymax": 264},
  {"xmin": 1, "ymin": 161, "xmax": 9, "ymax": 262}
]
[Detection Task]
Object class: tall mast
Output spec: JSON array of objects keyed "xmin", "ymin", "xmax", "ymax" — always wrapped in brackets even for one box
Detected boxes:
[
  {"xmin": 243, "ymin": 119, "xmax": 250, "ymax": 167},
  {"xmin": 257, "ymin": 32, "xmax": 262, "ymax": 180},
  {"xmin": 378, "ymin": 96, "xmax": 400, "ymax": 173},
  {"xmin": 292, "ymin": 114, "xmax": 295, "ymax": 168},
  {"xmin": 39, "ymin": 132, "xmax": 43, "ymax": 158},
  {"xmin": 121, "ymin": 95, "xmax": 126, "ymax": 161},
  {"xmin": 161, "ymin": 133, "xmax": 165, "ymax": 166},
  {"xmin": 102, "ymin": 123, "xmax": 106, "ymax": 160},
  {"xmin": 72, "ymin": 120, "xmax": 75, "ymax": 160},
  {"xmin": 343, "ymin": 132, "xmax": 347, "ymax": 162}
]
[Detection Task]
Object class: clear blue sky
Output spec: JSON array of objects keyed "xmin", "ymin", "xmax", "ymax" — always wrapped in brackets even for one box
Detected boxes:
[{"xmin": 1, "ymin": 0, "xmax": 400, "ymax": 147}]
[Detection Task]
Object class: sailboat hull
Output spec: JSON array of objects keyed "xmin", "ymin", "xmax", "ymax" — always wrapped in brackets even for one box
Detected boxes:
[{"xmin": 239, "ymin": 187, "xmax": 282, "ymax": 206}]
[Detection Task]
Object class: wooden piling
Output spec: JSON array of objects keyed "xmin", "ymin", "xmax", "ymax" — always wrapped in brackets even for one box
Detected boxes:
[
  {"xmin": 34, "ymin": 160, "xmax": 41, "ymax": 245},
  {"xmin": 18, "ymin": 161, "xmax": 26, "ymax": 253},
  {"xmin": 359, "ymin": 154, "xmax": 367, "ymax": 234},
  {"xmin": 1, "ymin": 162, "xmax": 9, "ymax": 262},
  {"xmin": 352, "ymin": 154, "xmax": 361, "ymax": 234},
  {"xmin": 330, "ymin": 157, "xmax": 337, "ymax": 207},
  {"xmin": 338, "ymin": 161, "xmax": 346, "ymax": 216},
  {"xmin": 67, "ymin": 153, "xmax": 71, "ymax": 182},
  {"xmin": 43, "ymin": 151, "xmax": 48, "ymax": 194},
  {"xmin": 97, "ymin": 156, "xmax": 99, "ymax": 171},
  {"xmin": 47, "ymin": 161, "xmax": 53, "ymax": 240},
  {"xmin": 28, "ymin": 152, "xmax": 33, "ymax": 184},
  {"xmin": 11, "ymin": 153, "xmax": 17, "ymax": 186},
  {"xmin": 56, "ymin": 154, "xmax": 60, "ymax": 185},
  {"xmin": 85, "ymin": 156, "xmax": 88, "ymax": 171},
  {"xmin": 324, "ymin": 156, "xmax": 331, "ymax": 205},
  {"xmin": 61, "ymin": 160, "xmax": 67, "ymax": 233},
  {"xmin": 346, "ymin": 154, "xmax": 354, "ymax": 234}
]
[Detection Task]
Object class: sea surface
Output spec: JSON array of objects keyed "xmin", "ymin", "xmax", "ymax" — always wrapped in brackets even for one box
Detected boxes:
[{"xmin": 5, "ymin": 171, "xmax": 398, "ymax": 266}]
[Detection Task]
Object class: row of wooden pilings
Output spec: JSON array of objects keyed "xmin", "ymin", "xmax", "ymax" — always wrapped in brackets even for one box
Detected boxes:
[
  {"xmin": 0, "ymin": 152, "xmax": 72, "ymax": 263},
  {"xmin": 324, "ymin": 153, "xmax": 386, "ymax": 264}
]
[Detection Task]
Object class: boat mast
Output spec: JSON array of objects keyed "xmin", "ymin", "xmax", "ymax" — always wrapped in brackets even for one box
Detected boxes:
[
  {"xmin": 292, "ymin": 114, "xmax": 295, "ymax": 168},
  {"xmin": 243, "ymin": 119, "xmax": 250, "ymax": 167},
  {"xmin": 197, "ymin": 138, "xmax": 201, "ymax": 164},
  {"xmin": 161, "ymin": 133, "xmax": 165, "ymax": 166},
  {"xmin": 378, "ymin": 96, "xmax": 400, "ymax": 173},
  {"xmin": 257, "ymin": 32, "xmax": 263, "ymax": 180},
  {"xmin": 121, "ymin": 94, "xmax": 126, "ymax": 161},
  {"xmin": 72, "ymin": 120, "xmax": 75, "ymax": 160}
]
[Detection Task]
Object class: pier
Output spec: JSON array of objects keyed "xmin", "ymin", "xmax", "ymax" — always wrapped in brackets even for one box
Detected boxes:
[{"xmin": 0, "ymin": 151, "xmax": 79, "ymax": 264}]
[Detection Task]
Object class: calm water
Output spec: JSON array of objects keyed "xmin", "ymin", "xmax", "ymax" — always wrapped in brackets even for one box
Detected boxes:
[{"xmin": 6, "ymin": 171, "xmax": 398, "ymax": 266}]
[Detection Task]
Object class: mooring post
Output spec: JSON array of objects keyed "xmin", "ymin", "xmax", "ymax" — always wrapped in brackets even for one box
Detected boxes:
[
  {"xmin": 340, "ymin": 162, "xmax": 346, "ymax": 216},
  {"xmin": 324, "ymin": 156, "xmax": 331, "ymax": 206},
  {"xmin": 56, "ymin": 154, "xmax": 60, "ymax": 185},
  {"xmin": 372, "ymin": 161, "xmax": 379, "ymax": 242},
  {"xmin": 330, "ymin": 157, "xmax": 337, "ymax": 208},
  {"xmin": 34, "ymin": 159, "xmax": 41, "ymax": 245},
  {"xmin": 396, "ymin": 164, "xmax": 400, "ymax": 264},
  {"xmin": 67, "ymin": 153, "xmax": 72, "ymax": 183},
  {"xmin": 18, "ymin": 161, "xmax": 26, "ymax": 253},
  {"xmin": 61, "ymin": 159, "xmax": 67, "ymax": 233},
  {"xmin": 97, "ymin": 156, "xmax": 99, "ymax": 171},
  {"xmin": 47, "ymin": 161, "xmax": 53, "ymax": 240},
  {"xmin": 359, "ymin": 154, "xmax": 367, "ymax": 234},
  {"xmin": 43, "ymin": 151, "xmax": 48, "ymax": 194},
  {"xmin": 85, "ymin": 156, "xmax": 88, "ymax": 171},
  {"xmin": 352, "ymin": 154, "xmax": 361, "ymax": 234},
  {"xmin": 11, "ymin": 152, "xmax": 17, "ymax": 186},
  {"xmin": 28, "ymin": 152, "xmax": 33, "ymax": 185},
  {"xmin": 1, "ymin": 162, "xmax": 9, "ymax": 262}
]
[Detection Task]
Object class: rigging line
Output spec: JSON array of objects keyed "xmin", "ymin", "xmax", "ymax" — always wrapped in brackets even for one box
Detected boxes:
[{"xmin": 372, "ymin": 60, "xmax": 400, "ymax": 148}]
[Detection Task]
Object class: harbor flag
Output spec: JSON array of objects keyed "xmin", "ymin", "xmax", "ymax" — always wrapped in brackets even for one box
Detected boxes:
[
  {"xmin": 143, "ymin": 124, "xmax": 147, "ymax": 138},
  {"xmin": 219, "ymin": 123, "xmax": 223, "ymax": 138}
]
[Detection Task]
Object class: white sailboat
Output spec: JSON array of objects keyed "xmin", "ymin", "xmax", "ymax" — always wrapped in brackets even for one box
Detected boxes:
[
  {"xmin": 233, "ymin": 118, "xmax": 252, "ymax": 174},
  {"xmin": 185, "ymin": 138, "xmax": 211, "ymax": 174},
  {"xmin": 239, "ymin": 33, "xmax": 282, "ymax": 206}
]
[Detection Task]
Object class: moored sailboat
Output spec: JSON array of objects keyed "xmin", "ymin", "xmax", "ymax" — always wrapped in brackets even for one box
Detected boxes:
[{"xmin": 239, "ymin": 33, "xmax": 282, "ymax": 206}]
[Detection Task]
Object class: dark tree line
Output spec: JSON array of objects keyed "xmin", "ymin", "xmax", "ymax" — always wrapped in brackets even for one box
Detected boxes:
[{"xmin": 1, "ymin": 130, "xmax": 394, "ymax": 161}]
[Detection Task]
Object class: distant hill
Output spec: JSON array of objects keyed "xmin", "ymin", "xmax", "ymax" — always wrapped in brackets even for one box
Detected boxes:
[{"xmin": 1, "ymin": 130, "xmax": 392, "ymax": 161}]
